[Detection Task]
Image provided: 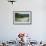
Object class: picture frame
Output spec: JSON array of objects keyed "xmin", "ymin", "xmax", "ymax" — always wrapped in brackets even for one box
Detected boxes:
[{"xmin": 13, "ymin": 11, "xmax": 32, "ymax": 25}]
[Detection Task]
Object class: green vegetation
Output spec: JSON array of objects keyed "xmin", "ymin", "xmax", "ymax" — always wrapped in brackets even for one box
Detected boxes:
[{"xmin": 15, "ymin": 13, "xmax": 29, "ymax": 18}]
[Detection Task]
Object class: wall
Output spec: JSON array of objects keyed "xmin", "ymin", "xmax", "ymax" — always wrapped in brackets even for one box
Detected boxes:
[{"xmin": 0, "ymin": 0, "xmax": 46, "ymax": 42}]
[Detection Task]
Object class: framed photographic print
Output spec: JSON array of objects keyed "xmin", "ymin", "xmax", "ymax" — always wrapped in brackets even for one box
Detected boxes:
[{"xmin": 13, "ymin": 11, "xmax": 32, "ymax": 25}]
